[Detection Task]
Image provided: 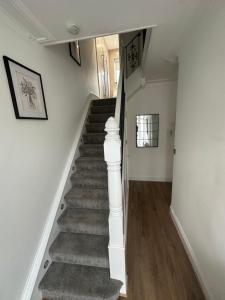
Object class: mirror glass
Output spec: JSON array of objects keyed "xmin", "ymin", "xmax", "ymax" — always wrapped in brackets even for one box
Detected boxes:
[{"xmin": 136, "ymin": 114, "xmax": 159, "ymax": 148}]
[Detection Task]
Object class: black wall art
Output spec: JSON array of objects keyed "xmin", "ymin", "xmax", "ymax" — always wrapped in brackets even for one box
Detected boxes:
[
  {"xmin": 3, "ymin": 56, "xmax": 48, "ymax": 120},
  {"xmin": 69, "ymin": 41, "xmax": 81, "ymax": 66}
]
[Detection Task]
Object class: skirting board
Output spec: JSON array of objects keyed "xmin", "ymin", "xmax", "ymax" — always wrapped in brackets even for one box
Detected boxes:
[
  {"xmin": 20, "ymin": 94, "xmax": 98, "ymax": 300},
  {"xmin": 129, "ymin": 175, "xmax": 172, "ymax": 182},
  {"xmin": 170, "ymin": 208, "xmax": 213, "ymax": 300}
]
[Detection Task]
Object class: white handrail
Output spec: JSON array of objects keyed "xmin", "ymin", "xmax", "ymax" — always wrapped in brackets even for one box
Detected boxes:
[{"xmin": 114, "ymin": 62, "xmax": 124, "ymax": 124}]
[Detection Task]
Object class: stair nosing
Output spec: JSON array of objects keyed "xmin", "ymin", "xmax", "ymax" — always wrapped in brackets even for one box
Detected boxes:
[
  {"xmin": 58, "ymin": 208, "xmax": 109, "ymax": 235},
  {"xmin": 39, "ymin": 262, "xmax": 122, "ymax": 299},
  {"xmin": 49, "ymin": 232, "xmax": 109, "ymax": 268}
]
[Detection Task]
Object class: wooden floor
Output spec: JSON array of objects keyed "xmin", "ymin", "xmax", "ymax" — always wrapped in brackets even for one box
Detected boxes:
[{"xmin": 123, "ymin": 181, "xmax": 205, "ymax": 300}]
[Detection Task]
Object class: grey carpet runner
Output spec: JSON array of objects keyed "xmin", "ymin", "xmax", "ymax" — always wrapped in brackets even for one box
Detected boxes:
[{"xmin": 39, "ymin": 98, "xmax": 122, "ymax": 300}]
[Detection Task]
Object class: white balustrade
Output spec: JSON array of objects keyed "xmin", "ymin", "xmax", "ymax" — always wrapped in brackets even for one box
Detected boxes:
[{"xmin": 104, "ymin": 117, "xmax": 126, "ymax": 294}]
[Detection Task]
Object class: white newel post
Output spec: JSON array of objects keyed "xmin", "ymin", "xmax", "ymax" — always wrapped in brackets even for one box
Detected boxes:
[{"xmin": 104, "ymin": 117, "xmax": 127, "ymax": 294}]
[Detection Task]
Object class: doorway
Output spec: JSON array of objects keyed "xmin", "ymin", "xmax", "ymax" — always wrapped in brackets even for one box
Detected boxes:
[{"xmin": 95, "ymin": 34, "xmax": 120, "ymax": 99}]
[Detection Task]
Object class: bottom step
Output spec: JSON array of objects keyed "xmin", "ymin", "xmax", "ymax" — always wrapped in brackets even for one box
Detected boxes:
[{"xmin": 39, "ymin": 262, "xmax": 122, "ymax": 300}]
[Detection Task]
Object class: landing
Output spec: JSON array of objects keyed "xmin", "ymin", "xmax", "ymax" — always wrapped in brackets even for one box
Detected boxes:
[{"xmin": 126, "ymin": 181, "xmax": 205, "ymax": 300}]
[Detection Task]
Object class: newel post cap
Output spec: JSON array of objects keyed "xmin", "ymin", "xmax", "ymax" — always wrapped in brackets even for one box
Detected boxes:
[
  {"xmin": 105, "ymin": 117, "xmax": 119, "ymax": 132},
  {"xmin": 104, "ymin": 117, "xmax": 121, "ymax": 161}
]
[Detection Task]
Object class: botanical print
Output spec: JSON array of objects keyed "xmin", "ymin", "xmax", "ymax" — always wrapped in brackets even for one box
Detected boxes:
[
  {"xmin": 20, "ymin": 77, "xmax": 37, "ymax": 109},
  {"xmin": 3, "ymin": 56, "xmax": 47, "ymax": 119},
  {"xmin": 15, "ymin": 70, "xmax": 42, "ymax": 114}
]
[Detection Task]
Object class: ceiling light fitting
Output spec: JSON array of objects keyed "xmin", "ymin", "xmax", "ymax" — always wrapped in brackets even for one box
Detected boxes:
[{"xmin": 67, "ymin": 24, "xmax": 80, "ymax": 35}]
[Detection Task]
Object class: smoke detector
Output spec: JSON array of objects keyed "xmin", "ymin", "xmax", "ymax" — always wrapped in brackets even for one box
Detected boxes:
[{"xmin": 67, "ymin": 24, "xmax": 80, "ymax": 35}]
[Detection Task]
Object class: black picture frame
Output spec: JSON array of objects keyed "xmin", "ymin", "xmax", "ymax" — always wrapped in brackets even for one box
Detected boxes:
[
  {"xmin": 69, "ymin": 41, "xmax": 81, "ymax": 66},
  {"xmin": 125, "ymin": 33, "xmax": 142, "ymax": 78},
  {"xmin": 3, "ymin": 56, "xmax": 48, "ymax": 120}
]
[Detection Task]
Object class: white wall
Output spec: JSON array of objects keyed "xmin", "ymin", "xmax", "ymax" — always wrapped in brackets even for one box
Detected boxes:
[
  {"xmin": 0, "ymin": 10, "xmax": 98, "ymax": 300},
  {"xmin": 171, "ymin": 3, "xmax": 225, "ymax": 300},
  {"xmin": 127, "ymin": 81, "xmax": 177, "ymax": 181}
]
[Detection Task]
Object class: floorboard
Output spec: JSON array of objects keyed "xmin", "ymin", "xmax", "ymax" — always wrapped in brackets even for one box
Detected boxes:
[{"xmin": 126, "ymin": 181, "xmax": 205, "ymax": 300}]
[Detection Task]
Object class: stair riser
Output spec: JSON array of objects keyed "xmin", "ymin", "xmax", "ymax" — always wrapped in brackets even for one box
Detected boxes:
[
  {"xmin": 42, "ymin": 291, "xmax": 98, "ymax": 300},
  {"xmin": 91, "ymin": 105, "xmax": 115, "ymax": 114},
  {"xmin": 42, "ymin": 291, "xmax": 120, "ymax": 300},
  {"xmin": 70, "ymin": 170, "xmax": 108, "ymax": 181},
  {"xmin": 83, "ymin": 135, "xmax": 105, "ymax": 144},
  {"xmin": 79, "ymin": 147, "xmax": 104, "ymax": 157},
  {"xmin": 88, "ymin": 114, "xmax": 112, "ymax": 123},
  {"xmin": 65, "ymin": 188, "xmax": 108, "ymax": 199},
  {"xmin": 71, "ymin": 170, "xmax": 107, "ymax": 178},
  {"xmin": 66, "ymin": 198, "xmax": 109, "ymax": 210},
  {"xmin": 71, "ymin": 178, "xmax": 108, "ymax": 189},
  {"xmin": 86, "ymin": 124, "xmax": 105, "ymax": 133},
  {"xmin": 59, "ymin": 224, "xmax": 109, "ymax": 236},
  {"xmin": 50, "ymin": 253, "xmax": 109, "ymax": 269},
  {"xmin": 92, "ymin": 98, "xmax": 116, "ymax": 106},
  {"xmin": 76, "ymin": 161, "xmax": 107, "ymax": 171}
]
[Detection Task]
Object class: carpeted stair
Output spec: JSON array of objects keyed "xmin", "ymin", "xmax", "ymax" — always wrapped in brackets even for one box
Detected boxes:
[{"xmin": 39, "ymin": 98, "xmax": 122, "ymax": 300}]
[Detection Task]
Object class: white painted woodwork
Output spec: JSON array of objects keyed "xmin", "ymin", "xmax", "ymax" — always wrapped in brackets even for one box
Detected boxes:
[
  {"xmin": 104, "ymin": 117, "xmax": 127, "ymax": 294},
  {"xmin": 122, "ymin": 112, "xmax": 129, "ymax": 244},
  {"xmin": 103, "ymin": 47, "xmax": 130, "ymax": 293},
  {"xmin": 114, "ymin": 64, "xmax": 124, "ymax": 124}
]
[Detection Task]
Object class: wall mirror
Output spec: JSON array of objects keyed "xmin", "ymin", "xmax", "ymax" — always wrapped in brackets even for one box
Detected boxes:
[{"xmin": 136, "ymin": 114, "xmax": 159, "ymax": 148}]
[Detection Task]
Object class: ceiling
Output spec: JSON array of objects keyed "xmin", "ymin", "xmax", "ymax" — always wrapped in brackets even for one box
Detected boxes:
[{"xmin": 0, "ymin": 0, "xmax": 205, "ymax": 80}]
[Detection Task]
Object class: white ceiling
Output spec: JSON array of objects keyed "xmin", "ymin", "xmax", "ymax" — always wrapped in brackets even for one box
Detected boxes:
[
  {"xmin": 104, "ymin": 35, "xmax": 119, "ymax": 50},
  {"xmin": 0, "ymin": 0, "xmax": 205, "ymax": 80}
]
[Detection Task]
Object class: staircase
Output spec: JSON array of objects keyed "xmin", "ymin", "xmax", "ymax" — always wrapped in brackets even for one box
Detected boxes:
[{"xmin": 39, "ymin": 98, "xmax": 122, "ymax": 300}]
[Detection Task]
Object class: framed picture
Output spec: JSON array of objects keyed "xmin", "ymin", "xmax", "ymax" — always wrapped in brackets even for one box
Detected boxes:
[
  {"xmin": 136, "ymin": 114, "xmax": 159, "ymax": 148},
  {"xmin": 69, "ymin": 41, "xmax": 81, "ymax": 66},
  {"xmin": 3, "ymin": 56, "xmax": 48, "ymax": 120}
]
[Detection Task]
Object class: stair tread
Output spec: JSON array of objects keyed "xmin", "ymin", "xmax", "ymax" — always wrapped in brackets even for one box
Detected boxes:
[
  {"xmin": 91, "ymin": 105, "xmax": 115, "ymax": 114},
  {"xmin": 76, "ymin": 156, "xmax": 105, "ymax": 162},
  {"xmin": 39, "ymin": 262, "xmax": 122, "ymax": 299},
  {"xmin": 65, "ymin": 186, "xmax": 108, "ymax": 199},
  {"xmin": 86, "ymin": 123, "xmax": 105, "ymax": 132},
  {"xmin": 89, "ymin": 113, "xmax": 113, "ymax": 117},
  {"xmin": 71, "ymin": 170, "xmax": 108, "ymax": 180},
  {"xmin": 79, "ymin": 144, "xmax": 104, "ymax": 157},
  {"xmin": 91, "ymin": 105, "xmax": 115, "ymax": 109},
  {"xmin": 65, "ymin": 197, "xmax": 109, "ymax": 210},
  {"xmin": 80, "ymin": 144, "xmax": 104, "ymax": 148},
  {"xmin": 71, "ymin": 171, "xmax": 107, "ymax": 189},
  {"xmin": 83, "ymin": 133, "xmax": 105, "ymax": 136},
  {"xmin": 71, "ymin": 170, "xmax": 107, "ymax": 179},
  {"xmin": 86, "ymin": 123, "xmax": 106, "ymax": 126},
  {"xmin": 88, "ymin": 113, "xmax": 113, "ymax": 124},
  {"xmin": 83, "ymin": 133, "xmax": 105, "ymax": 145},
  {"xmin": 49, "ymin": 232, "xmax": 109, "ymax": 268},
  {"xmin": 65, "ymin": 187, "xmax": 108, "ymax": 210},
  {"xmin": 75, "ymin": 157, "xmax": 106, "ymax": 171},
  {"xmin": 58, "ymin": 208, "xmax": 109, "ymax": 235},
  {"xmin": 76, "ymin": 156, "xmax": 106, "ymax": 166}
]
